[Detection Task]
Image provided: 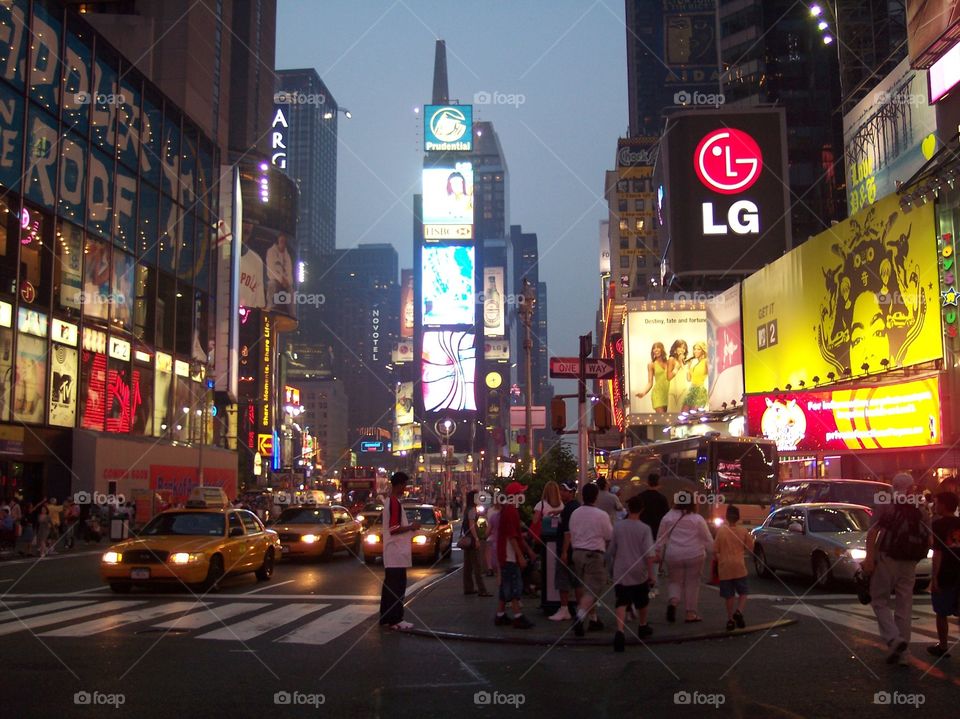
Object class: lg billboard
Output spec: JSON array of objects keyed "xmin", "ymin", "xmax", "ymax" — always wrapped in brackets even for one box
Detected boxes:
[{"xmin": 661, "ymin": 109, "xmax": 791, "ymax": 276}]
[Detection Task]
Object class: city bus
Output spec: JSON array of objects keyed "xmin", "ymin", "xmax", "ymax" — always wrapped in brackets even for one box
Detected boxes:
[
  {"xmin": 607, "ymin": 433, "xmax": 779, "ymax": 531},
  {"xmin": 340, "ymin": 466, "xmax": 388, "ymax": 516}
]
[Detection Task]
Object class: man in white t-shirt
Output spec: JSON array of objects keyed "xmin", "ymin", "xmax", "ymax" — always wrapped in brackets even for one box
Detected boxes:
[
  {"xmin": 379, "ymin": 472, "xmax": 420, "ymax": 630},
  {"xmin": 569, "ymin": 483, "xmax": 613, "ymax": 637}
]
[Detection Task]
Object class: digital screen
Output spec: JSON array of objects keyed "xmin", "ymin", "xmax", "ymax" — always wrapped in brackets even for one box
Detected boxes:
[
  {"xmin": 422, "ymin": 245, "xmax": 475, "ymax": 326},
  {"xmin": 421, "ymin": 331, "xmax": 477, "ymax": 413},
  {"xmin": 422, "ymin": 162, "xmax": 474, "ymax": 227}
]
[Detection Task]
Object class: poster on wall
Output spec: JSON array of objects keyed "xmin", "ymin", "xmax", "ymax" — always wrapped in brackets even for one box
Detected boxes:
[
  {"xmin": 742, "ymin": 194, "xmax": 941, "ymax": 394},
  {"xmin": 49, "ymin": 344, "xmax": 78, "ymax": 427},
  {"xmin": 482, "ymin": 267, "xmax": 505, "ymax": 337},
  {"xmin": 623, "ymin": 309, "xmax": 709, "ymax": 415},
  {"xmin": 421, "ymin": 330, "xmax": 477, "ymax": 413},
  {"xmin": 706, "ymin": 285, "xmax": 743, "ymax": 410},
  {"xmin": 393, "ymin": 422, "xmax": 422, "ymax": 452},
  {"xmin": 395, "ymin": 381, "xmax": 414, "ymax": 425},
  {"xmin": 746, "ymin": 376, "xmax": 942, "ymax": 452}
]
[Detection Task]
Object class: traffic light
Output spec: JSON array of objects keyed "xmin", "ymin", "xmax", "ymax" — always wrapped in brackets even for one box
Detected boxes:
[
  {"xmin": 551, "ymin": 397, "xmax": 566, "ymax": 433},
  {"xmin": 594, "ymin": 399, "xmax": 612, "ymax": 432}
]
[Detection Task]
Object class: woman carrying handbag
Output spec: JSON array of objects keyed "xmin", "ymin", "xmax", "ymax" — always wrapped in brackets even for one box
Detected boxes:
[{"xmin": 654, "ymin": 492, "xmax": 714, "ymax": 623}]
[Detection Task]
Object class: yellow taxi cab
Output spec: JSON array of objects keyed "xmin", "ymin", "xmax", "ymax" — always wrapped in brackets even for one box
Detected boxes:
[
  {"xmin": 270, "ymin": 504, "xmax": 362, "ymax": 560},
  {"xmin": 100, "ymin": 487, "xmax": 280, "ymax": 593},
  {"xmin": 362, "ymin": 503, "xmax": 453, "ymax": 565}
]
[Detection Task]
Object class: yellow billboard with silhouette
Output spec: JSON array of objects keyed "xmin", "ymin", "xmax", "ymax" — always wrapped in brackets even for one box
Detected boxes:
[{"xmin": 742, "ymin": 193, "xmax": 940, "ymax": 394}]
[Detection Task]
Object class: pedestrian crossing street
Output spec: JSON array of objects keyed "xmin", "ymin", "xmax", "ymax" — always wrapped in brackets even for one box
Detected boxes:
[
  {"xmin": 0, "ymin": 596, "xmax": 380, "ymax": 646},
  {"xmin": 785, "ymin": 599, "xmax": 946, "ymax": 647}
]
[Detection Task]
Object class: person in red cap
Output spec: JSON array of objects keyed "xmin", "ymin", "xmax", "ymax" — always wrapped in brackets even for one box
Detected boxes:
[{"xmin": 494, "ymin": 481, "xmax": 536, "ymax": 629}]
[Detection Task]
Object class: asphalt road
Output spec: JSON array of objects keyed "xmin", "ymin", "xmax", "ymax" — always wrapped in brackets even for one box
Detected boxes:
[{"xmin": 1, "ymin": 544, "xmax": 958, "ymax": 718}]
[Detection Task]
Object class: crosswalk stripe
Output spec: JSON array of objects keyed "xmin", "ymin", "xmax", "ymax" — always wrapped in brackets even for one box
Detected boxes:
[
  {"xmin": 196, "ymin": 603, "xmax": 328, "ymax": 641},
  {"xmin": 787, "ymin": 604, "xmax": 941, "ymax": 644},
  {"xmin": 0, "ymin": 601, "xmax": 145, "ymax": 637},
  {"xmin": 276, "ymin": 604, "xmax": 378, "ymax": 646},
  {"xmin": 152, "ymin": 602, "xmax": 270, "ymax": 630},
  {"xmin": 824, "ymin": 602, "xmax": 937, "ymax": 619},
  {"xmin": 40, "ymin": 601, "xmax": 205, "ymax": 637},
  {"xmin": 0, "ymin": 600, "xmax": 93, "ymax": 623}
]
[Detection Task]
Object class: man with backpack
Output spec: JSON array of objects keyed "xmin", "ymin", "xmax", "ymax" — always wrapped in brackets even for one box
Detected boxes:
[{"xmin": 861, "ymin": 472, "xmax": 932, "ymax": 666}]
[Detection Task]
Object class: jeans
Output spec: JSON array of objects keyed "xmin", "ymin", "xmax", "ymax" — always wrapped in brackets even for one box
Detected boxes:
[
  {"xmin": 379, "ymin": 567, "xmax": 407, "ymax": 625},
  {"xmin": 462, "ymin": 546, "xmax": 487, "ymax": 594},
  {"xmin": 667, "ymin": 555, "xmax": 705, "ymax": 613},
  {"xmin": 870, "ymin": 553, "xmax": 917, "ymax": 647}
]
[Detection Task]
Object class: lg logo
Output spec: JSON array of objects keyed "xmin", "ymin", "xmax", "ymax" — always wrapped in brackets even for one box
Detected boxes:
[{"xmin": 694, "ymin": 128, "xmax": 763, "ymax": 236}]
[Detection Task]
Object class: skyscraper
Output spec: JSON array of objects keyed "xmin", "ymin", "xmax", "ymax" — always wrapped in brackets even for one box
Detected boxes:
[
  {"xmin": 470, "ymin": 121, "xmax": 509, "ymax": 241},
  {"xmin": 327, "ymin": 244, "xmax": 399, "ymax": 446}
]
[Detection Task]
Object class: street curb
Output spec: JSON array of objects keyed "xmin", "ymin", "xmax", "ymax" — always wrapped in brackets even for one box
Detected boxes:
[{"xmin": 400, "ymin": 617, "xmax": 798, "ymax": 646}]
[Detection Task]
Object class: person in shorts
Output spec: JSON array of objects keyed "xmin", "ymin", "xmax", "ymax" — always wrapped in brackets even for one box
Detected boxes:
[
  {"xmin": 609, "ymin": 494, "xmax": 656, "ymax": 651},
  {"xmin": 714, "ymin": 505, "xmax": 754, "ymax": 631},
  {"xmin": 550, "ymin": 481, "xmax": 582, "ymax": 621},
  {"xmin": 928, "ymin": 491, "xmax": 960, "ymax": 657},
  {"xmin": 568, "ymin": 483, "xmax": 613, "ymax": 637}
]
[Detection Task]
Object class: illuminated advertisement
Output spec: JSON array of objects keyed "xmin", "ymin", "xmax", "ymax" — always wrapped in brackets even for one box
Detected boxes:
[
  {"xmin": 422, "ymin": 245, "xmax": 475, "ymax": 326},
  {"xmin": 624, "ymin": 309, "xmax": 708, "ymax": 415},
  {"xmin": 49, "ymin": 344, "xmax": 78, "ymax": 427},
  {"xmin": 400, "ymin": 269, "xmax": 414, "ymax": 338},
  {"xmin": 393, "ymin": 422, "xmax": 422, "ymax": 452},
  {"xmin": 422, "ymin": 162, "xmax": 474, "ymax": 229},
  {"xmin": 260, "ymin": 314, "xmax": 272, "ymax": 430},
  {"xmin": 424, "ymin": 105, "xmax": 473, "ymax": 152},
  {"xmin": 742, "ymin": 194, "xmax": 941, "ymax": 394},
  {"xmin": 14, "ymin": 334, "xmax": 46, "ymax": 423},
  {"xmin": 484, "ymin": 338, "xmax": 510, "ymax": 361},
  {"xmin": 421, "ymin": 331, "xmax": 477, "ymax": 413},
  {"xmin": 746, "ymin": 376, "xmax": 942, "ymax": 452},
  {"xmin": 661, "ymin": 109, "xmax": 790, "ymax": 274},
  {"xmin": 395, "ymin": 381, "xmax": 414, "ymax": 425},
  {"xmin": 392, "ymin": 339, "xmax": 413, "ymax": 364},
  {"xmin": 706, "ymin": 285, "xmax": 743, "ymax": 410},
  {"xmin": 843, "ymin": 58, "xmax": 937, "ymax": 215},
  {"xmin": 482, "ymin": 267, "xmax": 505, "ymax": 336}
]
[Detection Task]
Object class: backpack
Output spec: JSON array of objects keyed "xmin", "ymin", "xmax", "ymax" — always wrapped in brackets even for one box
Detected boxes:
[{"xmin": 878, "ymin": 504, "xmax": 931, "ymax": 562}]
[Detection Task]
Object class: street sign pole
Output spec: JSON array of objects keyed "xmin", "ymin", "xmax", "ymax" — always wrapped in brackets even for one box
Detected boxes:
[{"xmin": 578, "ymin": 333, "xmax": 591, "ymax": 489}]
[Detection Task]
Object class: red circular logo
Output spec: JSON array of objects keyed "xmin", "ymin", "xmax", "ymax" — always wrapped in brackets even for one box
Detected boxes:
[{"xmin": 694, "ymin": 128, "xmax": 763, "ymax": 195}]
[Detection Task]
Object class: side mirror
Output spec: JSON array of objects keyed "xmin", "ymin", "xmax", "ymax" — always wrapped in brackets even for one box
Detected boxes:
[
  {"xmin": 788, "ymin": 522, "xmax": 804, "ymax": 534},
  {"xmin": 229, "ymin": 526, "xmax": 244, "ymax": 537}
]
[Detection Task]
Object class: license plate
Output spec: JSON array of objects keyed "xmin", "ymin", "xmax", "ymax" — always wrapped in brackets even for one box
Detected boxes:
[
  {"xmin": 281, "ymin": 545, "xmax": 289, "ymax": 554},
  {"xmin": 130, "ymin": 568, "xmax": 150, "ymax": 580}
]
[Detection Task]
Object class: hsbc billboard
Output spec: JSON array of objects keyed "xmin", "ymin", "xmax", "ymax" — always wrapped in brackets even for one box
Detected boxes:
[{"xmin": 661, "ymin": 109, "xmax": 791, "ymax": 275}]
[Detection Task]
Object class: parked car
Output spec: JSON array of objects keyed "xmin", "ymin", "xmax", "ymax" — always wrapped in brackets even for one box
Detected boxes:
[
  {"xmin": 752, "ymin": 503, "xmax": 932, "ymax": 590},
  {"xmin": 362, "ymin": 504, "xmax": 453, "ymax": 565},
  {"xmin": 772, "ymin": 479, "xmax": 893, "ymax": 513}
]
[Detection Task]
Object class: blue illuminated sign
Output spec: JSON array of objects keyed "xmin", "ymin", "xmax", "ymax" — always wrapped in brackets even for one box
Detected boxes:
[{"xmin": 424, "ymin": 105, "xmax": 473, "ymax": 152}]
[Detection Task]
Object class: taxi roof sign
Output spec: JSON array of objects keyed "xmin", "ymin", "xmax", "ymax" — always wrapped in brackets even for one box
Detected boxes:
[{"xmin": 186, "ymin": 486, "xmax": 229, "ymax": 508}]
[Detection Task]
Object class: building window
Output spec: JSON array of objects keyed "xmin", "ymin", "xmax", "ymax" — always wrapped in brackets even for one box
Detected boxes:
[
  {"xmin": 635, "ymin": 218, "xmax": 645, "ymax": 232},
  {"xmin": 620, "ymin": 256, "xmax": 630, "ymax": 268},
  {"xmin": 635, "ymin": 199, "xmax": 645, "ymax": 211},
  {"xmin": 618, "ymin": 200, "xmax": 627, "ymax": 212},
  {"xmin": 619, "ymin": 219, "xmax": 628, "ymax": 232},
  {"xmin": 55, "ymin": 222, "xmax": 83, "ymax": 316}
]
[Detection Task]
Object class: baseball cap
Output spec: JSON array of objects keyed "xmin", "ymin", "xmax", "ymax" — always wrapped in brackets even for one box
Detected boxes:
[
  {"xmin": 891, "ymin": 472, "xmax": 913, "ymax": 493},
  {"xmin": 505, "ymin": 480, "xmax": 527, "ymax": 495},
  {"xmin": 559, "ymin": 481, "xmax": 577, "ymax": 492}
]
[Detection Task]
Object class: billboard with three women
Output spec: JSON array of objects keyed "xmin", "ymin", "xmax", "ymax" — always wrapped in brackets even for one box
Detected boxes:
[{"xmin": 624, "ymin": 306, "xmax": 710, "ymax": 416}]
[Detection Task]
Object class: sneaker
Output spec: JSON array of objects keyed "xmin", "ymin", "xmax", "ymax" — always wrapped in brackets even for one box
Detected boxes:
[
  {"xmin": 494, "ymin": 614, "xmax": 512, "ymax": 626},
  {"xmin": 613, "ymin": 631, "xmax": 625, "ymax": 652},
  {"xmin": 636, "ymin": 624, "xmax": 653, "ymax": 638},
  {"xmin": 733, "ymin": 611, "xmax": 745, "ymax": 629},
  {"xmin": 726, "ymin": 619, "xmax": 736, "ymax": 631},
  {"xmin": 574, "ymin": 619, "xmax": 585, "ymax": 637},
  {"xmin": 666, "ymin": 604, "xmax": 676, "ymax": 623},
  {"xmin": 391, "ymin": 621, "xmax": 414, "ymax": 630},
  {"xmin": 885, "ymin": 639, "xmax": 908, "ymax": 665},
  {"xmin": 512, "ymin": 615, "xmax": 534, "ymax": 629},
  {"xmin": 549, "ymin": 608, "xmax": 572, "ymax": 621},
  {"xmin": 588, "ymin": 619, "xmax": 605, "ymax": 632},
  {"xmin": 927, "ymin": 644, "xmax": 951, "ymax": 658}
]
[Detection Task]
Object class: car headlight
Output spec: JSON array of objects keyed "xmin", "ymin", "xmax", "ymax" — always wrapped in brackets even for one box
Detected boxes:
[
  {"xmin": 102, "ymin": 551, "xmax": 122, "ymax": 564},
  {"xmin": 365, "ymin": 534, "xmax": 380, "ymax": 544},
  {"xmin": 712, "ymin": 517, "xmax": 724, "ymax": 527},
  {"xmin": 928, "ymin": 549, "xmax": 934, "ymax": 559},
  {"xmin": 301, "ymin": 534, "xmax": 319, "ymax": 544},
  {"xmin": 169, "ymin": 552, "xmax": 203, "ymax": 564},
  {"xmin": 848, "ymin": 548, "xmax": 867, "ymax": 561},
  {"xmin": 412, "ymin": 535, "xmax": 428, "ymax": 545}
]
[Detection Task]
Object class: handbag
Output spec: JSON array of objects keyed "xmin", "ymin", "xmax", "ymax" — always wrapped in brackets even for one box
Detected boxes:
[
  {"xmin": 457, "ymin": 509, "xmax": 476, "ymax": 549},
  {"xmin": 541, "ymin": 514, "xmax": 561, "ymax": 541}
]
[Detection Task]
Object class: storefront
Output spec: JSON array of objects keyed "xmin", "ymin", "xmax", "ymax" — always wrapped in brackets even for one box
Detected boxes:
[{"xmin": 0, "ymin": 0, "xmax": 220, "ymax": 503}]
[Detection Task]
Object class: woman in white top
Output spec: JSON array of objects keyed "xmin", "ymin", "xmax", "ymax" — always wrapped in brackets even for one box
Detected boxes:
[{"xmin": 654, "ymin": 493, "xmax": 714, "ymax": 623}]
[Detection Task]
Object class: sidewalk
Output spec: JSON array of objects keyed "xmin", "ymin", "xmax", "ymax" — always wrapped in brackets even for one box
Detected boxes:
[{"xmin": 402, "ymin": 563, "xmax": 796, "ymax": 646}]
